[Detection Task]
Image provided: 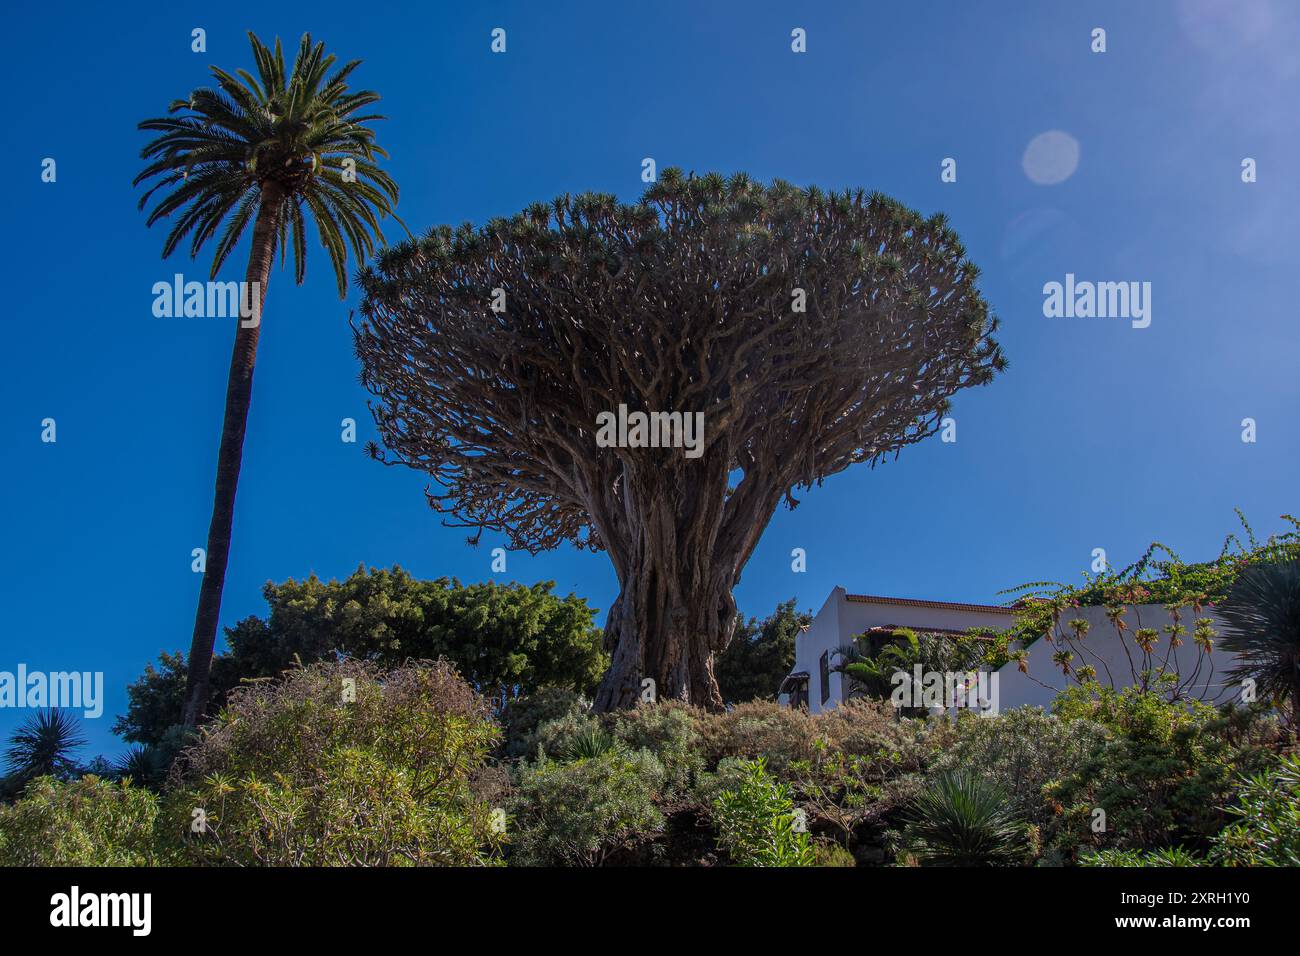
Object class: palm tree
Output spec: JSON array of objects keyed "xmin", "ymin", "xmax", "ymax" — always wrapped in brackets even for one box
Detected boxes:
[
  {"xmin": 1218, "ymin": 559, "xmax": 1300, "ymax": 736},
  {"xmin": 831, "ymin": 629, "xmax": 920, "ymax": 701},
  {"xmin": 3, "ymin": 710, "xmax": 87, "ymax": 788},
  {"xmin": 135, "ymin": 32, "xmax": 401, "ymax": 726}
]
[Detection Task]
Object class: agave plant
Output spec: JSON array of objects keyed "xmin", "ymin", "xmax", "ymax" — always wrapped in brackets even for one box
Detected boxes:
[
  {"xmin": 1217, "ymin": 559, "xmax": 1300, "ymax": 734},
  {"xmin": 902, "ymin": 771, "xmax": 1025, "ymax": 866},
  {"xmin": 3, "ymin": 709, "xmax": 87, "ymax": 785}
]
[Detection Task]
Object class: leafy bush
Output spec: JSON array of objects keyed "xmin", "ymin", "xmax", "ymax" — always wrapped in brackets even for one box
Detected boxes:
[
  {"xmin": 1073, "ymin": 754, "xmax": 1300, "ymax": 867},
  {"xmin": 899, "ymin": 771, "xmax": 1026, "ymax": 866},
  {"xmin": 1079, "ymin": 846, "xmax": 1204, "ymax": 867},
  {"xmin": 508, "ymin": 749, "xmax": 666, "ymax": 865},
  {"xmin": 698, "ymin": 701, "xmax": 823, "ymax": 773},
  {"xmin": 1046, "ymin": 685, "xmax": 1281, "ymax": 855},
  {"xmin": 500, "ymin": 687, "xmax": 589, "ymax": 759},
  {"xmin": 700, "ymin": 698, "xmax": 944, "ymax": 774},
  {"xmin": 711, "ymin": 758, "xmax": 813, "ymax": 866},
  {"xmin": 935, "ymin": 708, "xmax": 1110, "ymax": 830},
  {"xmin": 811, "ymin": 841, "xmax": 858, "ymax": 867},
  {"xmin": 118, "ymin": 569, "xmax": 607, "ymax": 743},
  {"xmin": 164, "ymin": 659, "xmax": 504, "ymax": 866},
  {"xmin": 0, "ymin": 775, "xmax": 166, "ymax": 866},
  {"xmin": 1214, "ymin": 753, "xmax": 1300, "ymax": 866},
  {"xmin": 526, "ymin": 709, "xmax": 605, "ymax": 762},
  {"xmin": 608, "ymin": 702, "xmax": 704, "ymax": 794}
]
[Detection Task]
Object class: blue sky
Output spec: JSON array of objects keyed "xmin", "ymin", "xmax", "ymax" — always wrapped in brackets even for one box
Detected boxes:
[{"xmin": 3, "ymin": 0, "xmax": 1298, "ymax": 758}]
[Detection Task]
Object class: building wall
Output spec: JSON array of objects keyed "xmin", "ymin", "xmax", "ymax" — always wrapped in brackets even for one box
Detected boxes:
[
  {"xmin": 785, "ymin": 589, "xmax": 1243, "ymax": 714},
  {"xmin": 994, "ymin": 604, "xmax": 1243, "ymax": 710},
  {"xmin": 789, "ymin": 586, "xmax": 1015, "ymax": 714}
]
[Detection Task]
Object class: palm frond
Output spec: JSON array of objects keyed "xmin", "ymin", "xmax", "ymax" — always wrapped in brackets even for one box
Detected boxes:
[{"xmin": 136, "ymin": 30, "xmax": 400, "ymax": 297}]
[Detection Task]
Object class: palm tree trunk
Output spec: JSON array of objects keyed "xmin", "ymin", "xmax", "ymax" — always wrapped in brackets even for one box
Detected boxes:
[{"xmin": 181, "ymin": 182, "xmax": 283, "ymax": 728}]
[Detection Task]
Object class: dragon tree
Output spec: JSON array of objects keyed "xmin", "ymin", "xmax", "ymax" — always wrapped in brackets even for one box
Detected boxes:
[{"xmin": 354, "ymin": 170, "xmax": 1004, "ymax": 710}]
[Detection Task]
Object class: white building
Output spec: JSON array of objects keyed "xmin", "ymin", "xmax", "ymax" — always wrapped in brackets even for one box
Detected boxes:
[{"xmin": 779, "ymin": 586, "xmax": 1244, "ymax": 714}]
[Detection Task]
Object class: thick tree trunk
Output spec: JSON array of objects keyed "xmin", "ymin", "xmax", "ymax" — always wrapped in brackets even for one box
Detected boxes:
[
  {"xmin": 591, "ymin": 459, "xmax": 743, "ymax": 712},
  {"xmin": 181, "ymin": 183, "xmax": 282, "ymax": 728},
  {"xmin": 594, "ymin": 567, "xmax": 736, "ymax": 712}
]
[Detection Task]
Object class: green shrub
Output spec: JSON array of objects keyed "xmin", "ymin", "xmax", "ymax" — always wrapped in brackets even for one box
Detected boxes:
[
  {"xmin": 0, "ymin": 775, "xmax": 166, "ymax": 866},
  {"xmin": 1213, "ymin": 753, "xmax": 1300, "ymax": 866},
  {"xmin": 900, "ymin": 771, "xmax": 1026, "ymax": 866},
  {"xmin": 700, "ymin": 699, "xmax": 947, "ymax": 776},
  {"xmin": 500, "ymin": 687, "xmax": 589, "ymax": 759},
  {"xmin": 1046, "ymin": 686, "xmax": 1281, "ymax": 855},
  {"xmin": 811, "ymin": 841, "xmax": 858, "ymax": 867},
  {"xmin": 936, "ymin": 708, "xmax": 1110, "ymax": 830},
  {"xmin": 711, "ymin": 758, "xmax": 814, "ymax": 867},
  {"xmin": 699, "ymin": 702, "xmax": 822, "ymax": 773},
  {"xmin": 607, "ymin": 703, "xmax": 704, "ymax": 794},
  {"xmin": 1079, "ymin": 846, "xmax": 1205, "ymax": 867},
  {"xmin": 508, "ymin": 749, "xmax": 666, "ymax": 865},
  {"xmin": 525, "ymin": 709, "xmax": 605, "ymax": 762},
  {"xmin": 164, "ymin": 659, "xmax": 504, "ymax": 866}
]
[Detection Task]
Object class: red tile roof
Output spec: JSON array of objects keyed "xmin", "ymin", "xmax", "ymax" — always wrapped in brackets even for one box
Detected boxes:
[
  {"xmin": 860, "ymin": 625, "xmax": 995, "ymax": 642},
  {"xmin": 845, "ymin": 593, "xmax": 1015, "ymax": 615}
]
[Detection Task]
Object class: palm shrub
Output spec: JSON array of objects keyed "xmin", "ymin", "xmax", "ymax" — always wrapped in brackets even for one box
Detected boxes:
[
  {"xmin": 900, "ymin": 771, "xmax": 1026, "ymax": 866},
  {"xmin": 113, "ymin": 744, "xmax": 170, "ymax": 790},
  {"xmin": 163, "ymin": 659, "xmax": 503, "ymax": 866},
  {"xmin": 1217, "ymin": 559, "xmax": 1300, "ymax": 736},
  {"xmin": 135, "ymin": 32, "xmax": 401, "ymax": 728},
  {"xmin": 2, "ymin": 709, "xmax": 86, "ymax": 795},
  {"xmin": 711, "ymin": 758, "xmax": 814, "ymax": 867}
]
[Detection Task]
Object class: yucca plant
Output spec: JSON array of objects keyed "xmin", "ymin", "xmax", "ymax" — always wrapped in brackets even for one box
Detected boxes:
[
  {"xmin": 114, "ymin": 745, "xmax": 165, "ymax": 789},
  {"xmin": 3, "ymin": 710, "xmax": 87, "ymax": 786},
  {"xmin": 135, "ymin": 32, "xmax": 401, "ymax": 727},
  {"xmin": 902, "ymin": 771, "xmax": 1025, "ymax": 866},
  {"xmin": 562, "ymin": 726, "xmax": 617, "ymax": 761},
  {"xmin": 1218, "ymin": 559, "xmax": 1300, "ymax": 736}
]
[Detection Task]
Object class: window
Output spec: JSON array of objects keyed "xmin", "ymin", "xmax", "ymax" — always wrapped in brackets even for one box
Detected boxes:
[{"xmin": 819, "ymin": 651, "xmax": 830, "ymax": 705}]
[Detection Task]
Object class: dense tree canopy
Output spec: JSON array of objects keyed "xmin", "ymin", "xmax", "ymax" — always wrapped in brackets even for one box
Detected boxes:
[
  {"xmin": 715, "ymin": 600, "xmax": 810, "ymax": 705},
  {"xmin": 116, "ymin": 567, "xmax": 605, "ymax": 744},
  {"xmin": 355, "ymin": 170, "xmax": 1004, "ymax": 709}
]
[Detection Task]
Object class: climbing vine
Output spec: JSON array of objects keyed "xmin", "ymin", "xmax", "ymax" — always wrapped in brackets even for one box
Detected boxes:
[{"xmin": 981, "ymin": 511, "xmax": 1300, "ymax": 677}]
